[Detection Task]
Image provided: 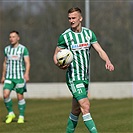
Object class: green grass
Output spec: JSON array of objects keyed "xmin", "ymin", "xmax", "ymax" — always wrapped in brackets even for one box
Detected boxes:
[{"xmin": 0, "ymin": 98, "xmax": 132, "ymax": 133}]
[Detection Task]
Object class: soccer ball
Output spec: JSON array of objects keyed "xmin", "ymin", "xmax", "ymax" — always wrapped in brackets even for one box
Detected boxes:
[{"xmin": 56, "ymin": 49, "xmax": 73, "ymax": 66}]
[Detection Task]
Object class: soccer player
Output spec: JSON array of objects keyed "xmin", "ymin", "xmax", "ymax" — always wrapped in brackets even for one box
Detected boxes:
[
  {"xmin": 1, "ymin": 31, "xmax": 30, "ymax": 124},
  {"xmin": 53, "ymin": 7, "xmax": 114, "ymax": 133}
]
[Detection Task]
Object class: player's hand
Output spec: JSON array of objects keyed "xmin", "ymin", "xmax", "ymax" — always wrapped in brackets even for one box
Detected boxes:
[
  {"xmin": 105, "ymin": 62, "xmax": 114, "ymax": 71},
  {"xmin": 24, "ymin": 73, "xmax": 30, "ymax": 82},
  {"xmin": 57, "ymin": 63, "xmax": 69, "ymax": 70},
  {"xmin": 60, "ymin": 65, "xmax": 69, "ymax": 70},
  {"xmin": 1, "ymin": 76, "xmax": 5, "ymax": 83}
]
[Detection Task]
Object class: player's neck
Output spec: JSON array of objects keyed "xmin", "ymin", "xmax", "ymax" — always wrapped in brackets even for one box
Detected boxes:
[
  {"xmin": 71, "ymin": 25, "xmax": 82, "ymax": 33},
  {"xmin": 11, "ymin": 43, "xmax": 19, "ymax": 48}
]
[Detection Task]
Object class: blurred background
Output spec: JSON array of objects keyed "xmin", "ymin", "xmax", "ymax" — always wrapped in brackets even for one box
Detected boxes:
[{"xmin": 0, "ymin": 0, "xmax": 132, "ymax": 83}]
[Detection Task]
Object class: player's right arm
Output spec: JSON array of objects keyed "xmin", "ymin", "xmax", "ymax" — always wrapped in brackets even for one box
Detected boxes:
[
  {"xmin": 53, "ymin": 46, "xmax": 62, "ymax": 66},
  {"xmin": 53, "ymin": 34, "xmax": 69, "ymax": 69},
  {"xmin": 1, "ymin": 57, "xmax": 7, "ymax": 83},
  {"xmin": 53, "ymin": 47, "xmax": 69, "ymax": 70}
]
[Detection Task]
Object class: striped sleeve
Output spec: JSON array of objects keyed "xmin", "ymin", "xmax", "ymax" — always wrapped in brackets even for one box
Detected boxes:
[
  {"xmin": 4, "ymin": 48, "xmax": 6, "ymax": 56},
  {"xmin": 24, "ymin": 47, "xmax": 29, "ymax": 56},
  {"xmin": 89, "ymin": 30, "xmax": 97, "ymax": 44},
  {"xmin": 57, "ymin": 34, "xmax": 67, "ymax": 49}
]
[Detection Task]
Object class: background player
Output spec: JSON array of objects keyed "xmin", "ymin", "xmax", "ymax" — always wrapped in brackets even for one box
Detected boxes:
[
  {"xmin": 53, "ymin": 7, "xmax": 114, "ymax": 133},
  {"xmin": 1, "ymin": 31, "xmax": 30, "ymax": 124}
]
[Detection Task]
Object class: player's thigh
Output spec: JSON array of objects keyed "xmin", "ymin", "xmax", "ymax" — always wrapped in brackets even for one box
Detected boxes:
[
  {"xmin": 3, "ymin": 79, "xmax": 15, "ymax": 98},
  {"xmin": 3, "ymin": 79, "xmax": 14, "ymax": 89},
  {"xmin": 67, "ymin": 80, "xmax": 88, "ymax": 101},
  {"xmin": 14, "ymin": 79, "xmax": 27, "ymax": 94},
  {"xmin": 3, "ymin": 89, "xmax": 11, "ymax": 98}
]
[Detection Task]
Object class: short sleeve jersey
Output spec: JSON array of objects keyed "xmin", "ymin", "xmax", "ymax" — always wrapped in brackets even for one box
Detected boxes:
[
  {"xmin": 57, "ymin": 27, "xmax": 97, "ymax": 82},
  {"xmin": 4, "ymin": 44, "xmax": 29, "ymax": 79}
]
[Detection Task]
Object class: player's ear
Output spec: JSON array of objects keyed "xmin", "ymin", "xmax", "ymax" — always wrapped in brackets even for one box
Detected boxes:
[
  {"xmin": 18, "ymin": 36, "xmax": 20, "ymax": 41},
  {"xmin": 80, "ymin": 16, "xmax": 83, "ymax": 22}
]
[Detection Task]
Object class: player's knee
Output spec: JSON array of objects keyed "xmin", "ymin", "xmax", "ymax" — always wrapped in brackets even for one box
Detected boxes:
[
  {"xmin": 80, "ymin": 101, "xmax": 90, "ymax": 114},
  {"xmin": 72, "ymin": 107, "xmax": 81, "ymax": 115},
  {"xmin": 81, "ymin": 107, "xmax": 90, "ymax": 114},
  {"xmin": 3, "ymin": 94, "xmax": 9, "ymax": 99},
  {"xmin": 17, "ymin": 93, "xmax": 24, "ymax": 101},
  {"xmin": 3, "ymin": 91, "xmax": 10, "ymax": 99}
]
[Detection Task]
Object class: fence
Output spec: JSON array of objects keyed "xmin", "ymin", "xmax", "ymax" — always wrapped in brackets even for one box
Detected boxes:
[{"xmin": 0, "ymin": 82, "xmax": 132, "ymax": 99}]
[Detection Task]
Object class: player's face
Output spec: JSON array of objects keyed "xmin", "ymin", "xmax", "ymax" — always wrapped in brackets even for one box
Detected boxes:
[
  {"xmin": 9, "ymin": 32, "xmax": 20, "ymax": 45},
  {"xmin": 68, "ymin": 11, "xmax": 82, "ymax": 31}
]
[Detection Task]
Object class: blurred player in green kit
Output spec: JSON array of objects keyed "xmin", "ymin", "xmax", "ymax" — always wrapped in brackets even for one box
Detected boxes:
[
  {"xmin": 53, "ymin": 7, "xmax": 114, "ymax": 133},
  {"xmin": 1, "ymin": 31, "xmax": 30, "ymax": 124}
]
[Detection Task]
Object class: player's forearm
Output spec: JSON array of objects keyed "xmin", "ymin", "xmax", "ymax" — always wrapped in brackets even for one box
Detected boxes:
[
  {"xmin": 99, "ymin": 50, "xmax": 111, "ymax": 64},
  {"xmin": 25, "ymin": 62, "xmax": 30, "ymax": 75},
  {"xmin": 24, "ymin": 61, "xmax": 30, "ymax": 82},
  {"xmin": 2, "ymin": 61, "xmax": 6, "ymax": 78},
  {"xmin": 2, "ymin": 71, "xmax": 6, "ymax": 78},
  {"xmin": 24, "ymin": 56, "xmax": 30, "ymax": 75},
  {"xmin": 53, "ymin": 47, "xmax": 62, "ymax": 65},
  {"xmin": 98, "ymin": 49, "xmax": 114, "ymax": 71},
  {"xmin": 1, "ymin": 61, "xmax": 6, "ymax": 83},
  {"xmin": 53, "ymin": 54, "xmax": 58, "ymax": 65}
]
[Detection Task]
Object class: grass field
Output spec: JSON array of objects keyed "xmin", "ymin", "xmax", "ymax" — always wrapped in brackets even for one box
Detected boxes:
[{"xmin": 0, "ymin": 98, "xmax": 132, "ymax": 133}]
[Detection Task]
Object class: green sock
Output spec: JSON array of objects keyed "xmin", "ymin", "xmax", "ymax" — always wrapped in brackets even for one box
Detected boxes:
[
  {"xmin": 82, "ymin": 113, "xmax": 98, "ymax": 133},
  {"xmin": 66, "ymin": 113, "xmax": 79, "ymax": 133},
  {"xmin": 18, "ymin": 99, "xmax": 26, "ymax": 117},
  {"xmin": 4, "ymin": 97, "xmax": 13, "ymax": 113}
]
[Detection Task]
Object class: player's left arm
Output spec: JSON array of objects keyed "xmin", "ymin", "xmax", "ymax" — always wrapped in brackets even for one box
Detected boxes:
[
  {"xmin": 92, "ymin": 42, "xmax": 114, "ymax": 71},
  {"xmin": 23, "ymin": 47, "xmax": 30, "ymax": 82},
  {"xmin": 24, "ymin": 56, "xmax": 30, "ymax": 82}
]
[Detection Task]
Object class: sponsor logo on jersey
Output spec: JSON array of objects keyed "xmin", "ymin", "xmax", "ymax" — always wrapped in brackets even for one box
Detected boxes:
[
  {"xmin": 71, "ymin": 43, "xmax": 90, "ymax": 50},
  {"xmin": 7, "ymin": 55, "xmax": 20, "ymax": 60}
]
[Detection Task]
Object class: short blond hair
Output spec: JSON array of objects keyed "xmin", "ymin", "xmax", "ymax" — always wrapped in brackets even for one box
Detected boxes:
[{"xmin": 68, "ymin": 7, "xmax": 82, "ymax": 14}]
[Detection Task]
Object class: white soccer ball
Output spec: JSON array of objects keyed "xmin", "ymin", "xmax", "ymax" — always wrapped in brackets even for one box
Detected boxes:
[{"xmin": 56, "ymin": 49, "xmax": 73, "ymax": 66}]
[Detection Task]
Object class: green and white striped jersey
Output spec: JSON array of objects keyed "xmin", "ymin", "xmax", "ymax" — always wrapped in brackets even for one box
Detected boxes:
[
  {"xmin": 57, "ymin": 27, "xmax": 97, "ymax": 81},
  {"xmin": 4, "ymin": 44, "xmax": 29, "ymax": 79}
]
